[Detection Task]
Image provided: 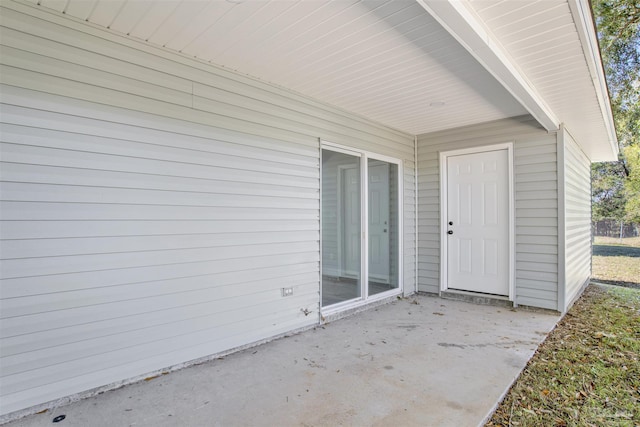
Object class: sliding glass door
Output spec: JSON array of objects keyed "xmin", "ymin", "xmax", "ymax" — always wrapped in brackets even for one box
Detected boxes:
[
  {"xmin": 321, "ymin": 146, "xmax": 401, "ymax": 309},
  {"xmin": 321, "ymin": 149, "xmax": 361, "ymax": 306},
  {"xmin": 367, "ymin": 159, "xmax": 399, "ymax": 296}
]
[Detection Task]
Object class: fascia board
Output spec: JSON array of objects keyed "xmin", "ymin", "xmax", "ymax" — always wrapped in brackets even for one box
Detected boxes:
[{"xmin": 567, "ymin": 0, "xmax": 619, "ymax": 160}]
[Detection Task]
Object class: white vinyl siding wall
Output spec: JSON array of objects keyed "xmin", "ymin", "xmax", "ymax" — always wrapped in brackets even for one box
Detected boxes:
[
  {"xmin": 417, "ymin": 116, "xmax": 559, "ymax": 310},
  {"xmin": 404, "ymin": 158, "xmax": 417, "ymax": 295},
  {"xmin": 561, "ymin": 128, "xmax": 592, "ymax": 311},
  {"xmin": 0, "ymin": 3, "xmax": 415, "ymax": 417}
]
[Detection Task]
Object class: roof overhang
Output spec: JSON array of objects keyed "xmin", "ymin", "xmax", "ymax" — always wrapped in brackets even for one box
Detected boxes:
[
  {"xmin": 567, "ymin": 0, "xmax": 619, "ymax": 160},
  {"xmin": 420, "ymin": 0, "xmax": 617, "ymax": 161}
]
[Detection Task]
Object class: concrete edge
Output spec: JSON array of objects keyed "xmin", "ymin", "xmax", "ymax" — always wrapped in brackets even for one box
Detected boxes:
[
  {"xmin": 478, "ymin": 281, "xmax": 598, "ymax": 427},
  {"xmin": 477, "ymin": 313, "xmax": 563, "ymax": 427},
  {"xmin": 0, "ymin": 323, "xmax": 318, "ymax": 425},
  {"xmin": 440, "ymin": 290, "xmax": 513, "ymax": 308},
  {"xmin": 320, "ymin": 293, "xmax": 411, "ymax": 324}
]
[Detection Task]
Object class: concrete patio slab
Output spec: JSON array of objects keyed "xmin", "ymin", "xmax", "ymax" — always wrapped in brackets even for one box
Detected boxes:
[{"xmin": 5, "ymin": 295, "xmax": 559, "ymax": 427}]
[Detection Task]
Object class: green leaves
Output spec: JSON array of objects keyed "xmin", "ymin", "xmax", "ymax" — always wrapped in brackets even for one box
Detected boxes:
[
  {"xmin": 593, "ymin": 0, "xmax": 640, "ymax": 113},
  {"xmin": 592, "ymin": 161, "xmax": 627, "ymax": 221},
  {"xmin": 623, "ymin": 144, "xmax": 640, "ymax": 221}
]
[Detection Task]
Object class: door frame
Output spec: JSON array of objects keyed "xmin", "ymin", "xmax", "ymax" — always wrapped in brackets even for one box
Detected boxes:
[
  {"xmin": 439, "ymin": 143, "xmax": 515, "ymax": 301},
  {"xmin": 320, "ymin": 140, "xmax": 404, "ymax": 315}
]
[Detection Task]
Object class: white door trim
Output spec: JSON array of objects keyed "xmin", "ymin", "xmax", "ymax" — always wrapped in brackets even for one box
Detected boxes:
[{"xmin": 439, "ymin": 143, "xmax": 515, "ymax": 301}]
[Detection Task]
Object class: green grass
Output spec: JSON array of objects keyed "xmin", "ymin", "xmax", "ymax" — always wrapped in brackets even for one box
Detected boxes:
[{"xmin": 487, "ymin": 285, "xmax": 640, "ymax": 427}]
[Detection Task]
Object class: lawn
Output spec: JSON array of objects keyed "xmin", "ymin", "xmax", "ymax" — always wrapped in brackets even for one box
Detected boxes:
[
  {"xmin": 487, "ymin": 237, "xmax": 640, "ymax": 426},
  {"xmin": 487, "ymin": 285, "xmax": 640, "ymax": 426},
  {"xmin": 592, "ymin": 236, "xmax": 640, "ymax": 286}
]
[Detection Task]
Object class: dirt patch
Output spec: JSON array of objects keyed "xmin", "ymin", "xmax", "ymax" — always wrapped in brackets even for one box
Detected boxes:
[{"xmin": 592, "ymin": 248, "xmax": 640, "ymax": 285}]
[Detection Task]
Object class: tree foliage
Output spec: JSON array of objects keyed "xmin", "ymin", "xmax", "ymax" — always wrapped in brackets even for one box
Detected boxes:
[
  {"xmin": 594, "ymin": 0, "xmax": 640, "ymax": 115},
  {"xmin": 624, "ymin": 144, "xmax": 640, "ymax": 221},
  {"xmin": 592, "ymin": 162, "xmax": 627, "ymax": 220},
  {"xmin": 591, "ymin": 0, "xmax": 640, "ymax": 222}
]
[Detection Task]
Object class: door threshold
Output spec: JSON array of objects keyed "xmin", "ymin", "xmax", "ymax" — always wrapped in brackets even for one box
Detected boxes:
[
  {"xmin": 440, "ymin": 290, "xmax": 513, "ymax": 308},
  {"xmin": 321, "ymin": 292, "xmax": 401, "ymax": 323}
]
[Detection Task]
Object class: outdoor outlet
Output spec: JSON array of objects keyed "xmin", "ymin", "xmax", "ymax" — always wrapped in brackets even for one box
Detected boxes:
[{"xmin": 281, "ymin": 287, "xmax": 294, "ymax": 297}]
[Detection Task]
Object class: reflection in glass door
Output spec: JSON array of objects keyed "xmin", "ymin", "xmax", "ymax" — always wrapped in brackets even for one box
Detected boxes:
[
  {"xmin": 321, "ymin": 146, "xmax": 401, "ymax": 309},
  {"xmin": 368, "ymin": 159, "xmax": 399, "ymax": 296},
  {"xmin": 321, "ymin": 149, "xmax": 361, "ymax": 306}
]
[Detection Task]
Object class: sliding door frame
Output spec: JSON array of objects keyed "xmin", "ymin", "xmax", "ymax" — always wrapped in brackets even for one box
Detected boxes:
[{"xmin": 320, "ymin": 140, "xmax": 403, "ymax": 315}]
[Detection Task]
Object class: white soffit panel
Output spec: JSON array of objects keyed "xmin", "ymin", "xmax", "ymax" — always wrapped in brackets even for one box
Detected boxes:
[
  {"xmin": 469, "ymin": 0, "xmax": 618, "ymax": 161},
  {"xmin": 20, "ymin": 0, "xmax": 528, "ymax": 136},
  {"xmin": 416, "ymin": 0, "xmax": 560, "ymax": 133}
]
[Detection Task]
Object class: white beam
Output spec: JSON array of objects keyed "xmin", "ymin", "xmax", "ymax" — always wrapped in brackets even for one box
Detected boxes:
[
  {"xmin": 416, "ymin": 0, "xmax": 560, "ymax": 132},
  {"xmin": 567, "ymin": 0, "xmax": 618, "ymax": 160}
]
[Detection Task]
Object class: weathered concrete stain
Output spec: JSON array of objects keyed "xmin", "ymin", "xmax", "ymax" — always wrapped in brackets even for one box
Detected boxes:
[{"xmin": 5, "ymin": 295, "xmax": 559, "ymax": 427}]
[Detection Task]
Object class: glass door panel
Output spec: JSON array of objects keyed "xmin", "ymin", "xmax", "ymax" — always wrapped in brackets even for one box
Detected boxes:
[
  {"xmin": 321, "ymin": 149, "xmax": 361, "ymax": 307},
  {"xmin": 368, "ymin": 159, "xmax": 399, "ymax": 296}
]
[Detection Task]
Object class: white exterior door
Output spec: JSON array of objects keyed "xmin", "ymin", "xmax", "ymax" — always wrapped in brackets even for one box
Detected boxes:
[{"xmin": 445, "ymin": 149, "xmax": 510, "ymax": 295}]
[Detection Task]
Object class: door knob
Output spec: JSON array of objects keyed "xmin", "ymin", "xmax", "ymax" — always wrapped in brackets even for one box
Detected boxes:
[
  {"xmin": 449, "ymin": 221, "xmax": 453, "ymax": 226},
  {"xmin": 447, "ymin": 230, "xmax": 453, "ymax": 235}
]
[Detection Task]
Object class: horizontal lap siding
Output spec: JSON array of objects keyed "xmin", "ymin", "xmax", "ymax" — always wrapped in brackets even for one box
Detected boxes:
[
  {"xmin": 0, "ymin": 3, "xmax": 414, "ymax": 416},
  {"xmin": 563, "ymin": 129, "xmax": 591, "ymax": 310},
  {"xmin": 0, "ymin": 90, "xmax": 322, "ymax": 416},
  {"xmin": 515, "ymin": 136, "xmax": 559, "ymax": 310},
  {"xmin": 404, "ymin": 158, "xmax": 417, "ymax": 296},
  {"xmin": 417, "ymin": 116, "xmax": 559, "ymax": 310}
]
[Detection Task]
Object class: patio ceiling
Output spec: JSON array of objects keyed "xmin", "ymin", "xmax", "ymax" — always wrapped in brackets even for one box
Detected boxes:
[{"xmin": 22, "ymin": 0, "xmax": 616, "ymax": 160}]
